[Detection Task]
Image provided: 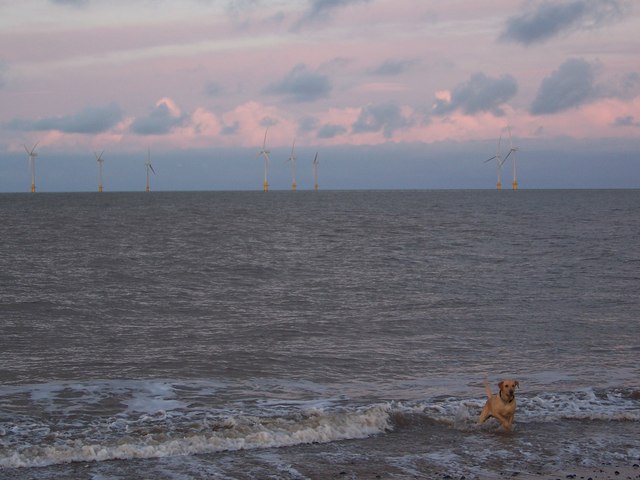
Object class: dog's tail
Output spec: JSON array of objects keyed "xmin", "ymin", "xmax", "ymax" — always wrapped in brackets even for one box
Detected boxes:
[{"xmin": 484, "ymin": 378, "xmax": 493, "ymax": 399}]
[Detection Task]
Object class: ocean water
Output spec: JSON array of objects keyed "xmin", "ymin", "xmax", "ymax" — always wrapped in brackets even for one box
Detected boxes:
[{"xmin": 0, "ymin": 189, "xmax": 638, "ymax": 479}]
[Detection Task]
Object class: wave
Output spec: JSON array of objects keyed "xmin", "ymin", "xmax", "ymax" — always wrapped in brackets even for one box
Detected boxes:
[
  {"xmin": 0, "ymin": 404, "xmax": 392, "ymax": 469},
  {"xmin": 414, "ymin": 387, "xmax": 640, "ymax": 428},
  {"xmin": 1, "ymin": 382, "xmax": 637, "ymax": 469}
]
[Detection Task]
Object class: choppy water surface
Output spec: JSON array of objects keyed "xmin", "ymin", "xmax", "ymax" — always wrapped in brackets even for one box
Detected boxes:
[{"xmin": 0, "ymin": 190, "xmax": 638, "ymax": 479}]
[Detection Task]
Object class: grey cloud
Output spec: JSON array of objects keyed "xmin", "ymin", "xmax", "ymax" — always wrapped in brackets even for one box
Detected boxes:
[
  {"xmin": 433, "ymin": 73, "xmax": 518, "ymax": 116},
  {"xmin": 318, "ymin": 124, "xmax": 347, "ymax": 139},
  {"xmin": 297, "ymin": 0, "xmax": 371, "ymax": 26},
  {"xmin": 221, "ymin": 121, "xmax": 240, "ymax": 135},
  {"xmin": 501, "ymin": 0, "xmax": 629, "ymax": 45},
  {"xmin": 298, "ymin": 116, "xmax": 319, "ymax": 134},
  {"xmin": 264, "ymin": 64, "xmax": 331, "ymax": 103},
  {"xmin": 260, "ymin": 117, "xmax": 278, "ymax": 129},
  {"xmin": 612, "ymin": 72, "xmax": 640, "ymax": 99},
  {"xmin": 531, "ymin": 59, "xmax": 640, "ymax": 115},
  {"xmin": 130, "ymin": 102, "xmax": 186, "ymax": 135},
  {"xmin": 613, "ymin": 116, "xmax": 640, "ymax": 127},
  {"xmin": 352, "ymin": 103, "xmax": 412, "ymax": 138},
  {"xmin": 530, "ymin": 58, "xmax": 597, "ymax": 115},
  {"xmin": 7, "ymin": 103, "xmax": 122, "ymax": 134},
  {"xmin": 368, "ymin": 58, "xmax": 418, "ymax": 76}
]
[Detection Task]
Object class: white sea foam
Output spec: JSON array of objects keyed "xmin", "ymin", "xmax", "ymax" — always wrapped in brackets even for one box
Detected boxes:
[
  {"xmin": 387, "ymin": 387, "xmax": 640, "ymax": 430},
  {"xmin": 519, "ymin": 389, "xmax": 640, "ymax": 422},
  {"xmin": 123, "ymin": 381, "xmax": 187, "ymax": 414},
  {"xmin": 0, "ymin": 404, "xmax": 393, "ymax": 469}
]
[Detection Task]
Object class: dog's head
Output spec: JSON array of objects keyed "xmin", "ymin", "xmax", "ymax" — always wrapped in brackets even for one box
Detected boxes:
[{"xmin": 498, "ymin": 380, "xmax": 519, "ymax": 401}]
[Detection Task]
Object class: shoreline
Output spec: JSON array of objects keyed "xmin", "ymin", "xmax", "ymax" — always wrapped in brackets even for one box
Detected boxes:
[
  {"xmin": 509, "ymin": 464, "xmax": 640, "ymax": 480},
  {"xmin": 316, "ymin": 462, "xmax": 640, "ymax": 480}
]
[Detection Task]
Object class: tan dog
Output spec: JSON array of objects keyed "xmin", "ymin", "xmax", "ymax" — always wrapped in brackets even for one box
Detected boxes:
[{"xmin": 478, "ymin": 379, "xmax": 519, "ymax": 431}]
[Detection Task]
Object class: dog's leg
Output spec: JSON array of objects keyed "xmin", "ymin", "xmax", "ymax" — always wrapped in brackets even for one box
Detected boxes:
[
  {"xmin": 492, "ymin": 412, "xmax": 513, "ymax": 431},
  {"xmin": 478, "ymin": 403, "xmax": 492, "ymax": 424}
]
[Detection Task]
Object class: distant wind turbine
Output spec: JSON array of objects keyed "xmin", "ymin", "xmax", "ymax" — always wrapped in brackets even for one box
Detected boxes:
[
  {"xmin": 484, "ymin": 135, "xmax": 505, "ymax": 190},
  {"xmin": 257, "ymin": 128, "xmax": 270, "ymax": 192},
  {"xmin": 145, "ymin": 147, "xmax": 155, "ymax": 192},
  {"xmin": 24, "ymin": 142, "xmax": 39, "ymax": 193},
  {"xmin": 502, "ymin": 126, "xmax": 519, "ymax": 190},
  {"xmin": 287, "ymin": 139, "xmax": 297, "ymax": 191},
  {"xmin": 94, "ymin": 151, "xmax": 105, "ymax": 192},
  {"xmin": 312, "ymin": 152, "xmax": 319, "ymax": 191}
]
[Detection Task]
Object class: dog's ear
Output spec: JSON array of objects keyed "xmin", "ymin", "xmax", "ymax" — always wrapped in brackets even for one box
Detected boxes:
[
  {"xmin": 515, "ymin": 380, "xmax": 520, "ymax": 388},
  {"xmin": 498, "ymin": 381, "xmax": 504, "ymax": 391}
]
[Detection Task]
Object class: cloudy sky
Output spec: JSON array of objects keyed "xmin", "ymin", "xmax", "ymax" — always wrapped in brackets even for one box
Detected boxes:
[{"xmin": 1, "ymin": 0, "xmax": 639, "ymax": 191}]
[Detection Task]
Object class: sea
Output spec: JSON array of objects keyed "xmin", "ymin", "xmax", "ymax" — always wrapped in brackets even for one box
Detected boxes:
[{"xmin": 0, "ymin": 189, "xmax": 638, "ymax": 480}]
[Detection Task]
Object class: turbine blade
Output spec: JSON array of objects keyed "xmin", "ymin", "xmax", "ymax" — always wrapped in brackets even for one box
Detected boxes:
[
  {"xmin": 24, "ymin": 145, "xmax": 30, "ymax": 155},
  {"xmin": 484, "ymin": 155, "xmax": 497, "ymax": 163},
  {"xmin": 263, "ymin": 128, "xmax": 269, "ymax": 149},
  {"xmin": 149, "ymin": 164, "xmax": 156, "ymax": 175},
  {"xmin": 502, "ymin": 150, "xmax": 512, "ymax": 164}
]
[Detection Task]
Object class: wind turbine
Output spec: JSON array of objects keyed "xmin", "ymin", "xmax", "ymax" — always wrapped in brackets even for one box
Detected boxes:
[
  {"xmin": 287, "ymin": 139, "xmax": 297, "ymax": 191},
  {"xmin": 24, "ymin": 142, "xmax": 39, "ymax": 193},
  {"xmin": 502, "ymin": 126, "xmax": 519, "ymax": 190},
  {"xmin": 145, "ymin": 147, "xmax": 155, "ymax": 192},
  {"xmin": 94, "ymin": 151, "xmax": 105, "ymax": 192},
  {"xmin": 484, "ymin": 135, "xmax": 505, "ymax": 190},
  {"xmin": 257, "ymin": 128, "xmax": 270, "ymax": 192},
  {"xmin": 312, "ymin": 152, "xmax": 319, "ymax": 191}
]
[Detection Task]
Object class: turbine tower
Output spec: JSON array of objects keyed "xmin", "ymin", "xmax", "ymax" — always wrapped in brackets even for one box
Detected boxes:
[
  {"xmin": 503, "ymin": 126, "xmax": 519, "ymax": 190},
  {"xmin": 94, "ymin": 151, "xmax": 105, "ymax": 192},
  {"xmin": 24, "ymin": 142, "xmax": 39, "ymax": 193},
  {"xmin": 258, "ymin": 128, "xmax": 270, "ymax": 192},
  {"xmin": 484, "ymin": 135, "xmax": 505, "ymax": 190},
  {"xmin": 287, "ymin": 139, "xmax": 297, "ymax": 191},
  {"xmin": 312, "ymin": 152, "xmax": 319, "ymax": 191},
  {"xmin": 145, "ymin": 147, "xmax": 155, "ymax": 192}
]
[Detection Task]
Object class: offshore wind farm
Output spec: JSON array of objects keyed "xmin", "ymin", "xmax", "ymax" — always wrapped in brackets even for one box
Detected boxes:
[{"xmin": 7, "ymin": 126, "xmax": 532, "ymax": 193}]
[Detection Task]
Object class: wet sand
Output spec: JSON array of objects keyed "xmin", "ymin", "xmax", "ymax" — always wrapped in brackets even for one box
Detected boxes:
[
  {"xmin": 512, "ymin": 464, "xmax": 640, "ymax": 480},
  {"xmin": 314, "ymin": 461, "xmax": 640, "ymax": 480}
]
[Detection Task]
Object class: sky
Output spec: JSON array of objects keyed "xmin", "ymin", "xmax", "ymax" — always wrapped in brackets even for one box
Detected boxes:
[{"xmin": 1, "ymin": 0, "xmax": 639, "ymax": 192}]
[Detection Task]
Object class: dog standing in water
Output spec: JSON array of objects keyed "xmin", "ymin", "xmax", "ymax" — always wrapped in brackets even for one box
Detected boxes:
[{"xmin": 478, "ymin": 379, "xmax": 519, "ymax": 431}]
